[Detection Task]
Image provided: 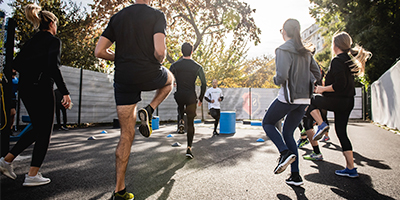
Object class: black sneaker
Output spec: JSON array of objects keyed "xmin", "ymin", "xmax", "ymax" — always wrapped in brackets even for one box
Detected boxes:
[
  {"xmin": 178, "ymin": 119, "xmax": 185, "ymax": 134},
  {"xmin": 274, "ymin": 150, "xmax": 296, "ymax": 174},
  {"xmin": 138, "ymin": 108, "xmax": 152, "ymax": 137},
  {"xmin": 111, "ymin": 191, "xmax": 134, "ymax": 200},
  {"xmin": 213, "ymin": 131, "xmax": 219, "ymax": 135},
  {"xmin": 186, "ymin": 148, "xmax": 194, "ymax": 159},
  {"xmin": 285, "ymin": 173, "xmax": 304, "ymax": 186}
]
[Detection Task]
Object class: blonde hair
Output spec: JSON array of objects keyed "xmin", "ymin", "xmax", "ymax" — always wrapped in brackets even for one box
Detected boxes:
[
  {"xmin": 333, "ymin": 31, "xmax": 372, "ymax": 76},
  {"xmin": 25, "ymin": 4, "xmax": 58, "ymax": 30}
]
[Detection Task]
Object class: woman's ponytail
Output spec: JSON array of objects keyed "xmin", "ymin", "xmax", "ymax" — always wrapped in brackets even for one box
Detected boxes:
[
  {"xmin": 24, "ymin": 4, "xmax": 58, "ymax": 31},
  {"xmin": 333, "ymin": 32, "xmax": 372, "ymax": 76},
  {"xmin": 25, "ymin": 4, "xmax": 42, "ymax": 29}
]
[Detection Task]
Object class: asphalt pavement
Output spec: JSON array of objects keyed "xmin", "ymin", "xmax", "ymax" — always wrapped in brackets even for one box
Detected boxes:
[{"xmin": 1, "ymin": 121, "xmax": 399, "ymax": 200}]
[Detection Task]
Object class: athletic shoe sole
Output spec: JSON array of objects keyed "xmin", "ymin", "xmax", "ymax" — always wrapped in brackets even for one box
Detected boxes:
[
  {"xmin": 23, "ymin": 179, "xmax": 51, "ymax": 186},
  {"xmin": 335, "ymin": 171, "xmax": 359, "ymax": 178},
  {"xmin": 138, "ymin": 108, "xmax": 151, "ymax": 138},
  {"xmin": 178, "ymin": 124, "xmax": 185, "ymax": 134},
  {"xmin": 186, "ymin": 153, "xmax": 194, "ymax": 159},
  {"xmin": 313, "ymin": 126, "xmax": 329, "ymax": 141},
  {"xmin": 303, "ymin": 156, "xmax": 323, "ymax": 161},
  {"xmin": 285, "ymin": 180, "xmax": 304, "ymax": 186},
  {"xmin": 274, "ymin": 154, "xmax": 296, "ymax": 174}
]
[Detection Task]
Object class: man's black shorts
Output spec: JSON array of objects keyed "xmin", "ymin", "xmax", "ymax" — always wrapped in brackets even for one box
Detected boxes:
[{"xmin": 114, "ymin": 66, "xmax": 169, "ymax": 105}]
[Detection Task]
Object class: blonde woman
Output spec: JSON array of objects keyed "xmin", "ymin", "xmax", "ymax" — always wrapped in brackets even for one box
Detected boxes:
[
  {"xmin": 307, "ymin": 31, "xmax": 371, "ymax": 177},
  {"xmin": 0, "ymin": 4, "xmax": 71, "ymax": 186}
]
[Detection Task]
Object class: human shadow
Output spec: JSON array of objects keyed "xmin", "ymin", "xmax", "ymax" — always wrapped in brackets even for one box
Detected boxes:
[
  {"xmin": 277, "ymin": 185, "xmax": 308, "ymax": 200},
  {"xmin": 321, "ymin": 142, "xmax": 391, "ymax": 170},
  {"xmin": 304, "ymin": 159, "xmax": 394, "ymax": 199}
]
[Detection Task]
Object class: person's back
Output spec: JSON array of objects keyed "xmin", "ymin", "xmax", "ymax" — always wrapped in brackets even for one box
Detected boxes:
[
  {"xmin": 14, "ymin": 31, "xmax": 64, "ymax": 91},
  {"xmin": 102, "ymin": 4, "xmax": 166, "ymax": 84},
  {"xmin": 171, "ymin": 59, "xmax": 203, "ymax": 94}
]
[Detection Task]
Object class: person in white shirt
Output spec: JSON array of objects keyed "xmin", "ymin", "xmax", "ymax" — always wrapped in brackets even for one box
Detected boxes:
[{"xmin": 204, "ymin": 79, "xmax": 224, "ymax": 135}]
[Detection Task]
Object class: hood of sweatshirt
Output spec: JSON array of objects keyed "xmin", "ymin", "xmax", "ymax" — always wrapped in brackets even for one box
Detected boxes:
[{"xmin": 276, "ymin": 39, "xmax": 299, "ymax": 55}]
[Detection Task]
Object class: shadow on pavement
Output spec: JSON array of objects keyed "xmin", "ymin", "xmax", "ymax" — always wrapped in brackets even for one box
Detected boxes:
[
  {"xmin": 304, "ymin": 159, "xmax": 394, "ymax": 200},
  {"xmin": 321, "ymin": 141, "xmax": 391, "ymax": 169}
]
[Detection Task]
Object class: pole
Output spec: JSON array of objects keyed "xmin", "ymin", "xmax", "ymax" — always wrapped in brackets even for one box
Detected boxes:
[
  {"xmin": 78, "ymin": 65, "xmax": 83, "ymax": 125},
  {"xmin": 249, "ymin": 87, "xmax": 251, "ymax": 120},
  {"xmin": 1, "ymin": 18, "xmax": 15, "ymax": 157}
]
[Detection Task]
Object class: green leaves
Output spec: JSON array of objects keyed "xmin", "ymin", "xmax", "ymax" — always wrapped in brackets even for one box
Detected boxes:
[
  {"xmin": 310, "ymin": 0, "xmax": 400, "ymax": 84},
  {"xmin": 11, "ymin": 0, "xmax": 100, "ymax": 71}
]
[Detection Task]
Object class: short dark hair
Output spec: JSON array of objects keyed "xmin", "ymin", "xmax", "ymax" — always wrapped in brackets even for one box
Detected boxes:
[{"xmin": 181, "ymin": 42, "xmax": 193, "ymax": 57}]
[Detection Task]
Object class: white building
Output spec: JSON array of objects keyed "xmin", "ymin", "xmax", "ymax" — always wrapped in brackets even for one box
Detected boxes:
[{"xmin": 302, "ymin": 23, "xmax": 324, "ymax": 54}]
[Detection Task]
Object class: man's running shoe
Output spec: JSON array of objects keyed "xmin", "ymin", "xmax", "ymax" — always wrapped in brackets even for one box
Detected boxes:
[
  {"xmin": 313, "ymin": 122, "xmax": 329, "ymax": 141},
  {"xmin": 335, "ymin": 167, "xmax": 359, "ymax": 178},
  {"xmin": 303, "ymin": 152, "xmax": 323, "ymax": 161},
  {"xmin": 285, "ymin": 173, "xmax": 304, "ymax": 186},
  {"xmin": 300, "ymin": 128, "xmax": 307, "ymax": 136},
  {"xmin": 297, "ymin": 138, "xmax": 309, "ymax": 148},
  {"xmin": 0, "ymin": 157, "xmax": 16, "ymax": 180},
  {"xmin": 186, "ymin": 148, "xmax": 194, "ymax": 159},
  {"xmin": 178, "ymin": 120, "xmax": 185, "ymax": 134},
  {"xmin": 111, "ymin": 191, "xmax": 134, "ymax": 200},
  {"xmin": 320, "ymin": 135, "xmax": 330, "ymax": 142},
  {"xmin": 274, "ymin": 150, "xmax": 296, "ymax": 174},
  {"xmin": 213, "ymin": 131, "xmax": 219, "ymax": 135},
  {"xmin": 138, "ymin": 108, "xmax": 152, "ymax": 137}
]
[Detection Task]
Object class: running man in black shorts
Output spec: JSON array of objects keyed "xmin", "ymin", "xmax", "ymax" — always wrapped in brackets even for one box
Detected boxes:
[
  {"xmin": 95, "ymin": 0, "xmax": 174, "ymax": 199},
  {"xmin": 170, "ymin": 42, "xmax": 206, "ymax": 159}
]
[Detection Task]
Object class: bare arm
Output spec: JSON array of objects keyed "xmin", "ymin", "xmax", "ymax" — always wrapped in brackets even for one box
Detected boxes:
[
  {"xmin": 95, "ymin": 36, "xmax": 115, "ymax": 61},
  {"xmin": 154, "ymin": 33, "xmax": 166, "ymax": 63},
  {"xmin": 315, "ymin": 85, "xmax": 334, "ymax": 94}
]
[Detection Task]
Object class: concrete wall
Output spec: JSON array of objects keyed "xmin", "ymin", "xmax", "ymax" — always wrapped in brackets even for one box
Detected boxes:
[{"xmin": 371, "ymin": 60, "xmax": 400, "ymax": 130}]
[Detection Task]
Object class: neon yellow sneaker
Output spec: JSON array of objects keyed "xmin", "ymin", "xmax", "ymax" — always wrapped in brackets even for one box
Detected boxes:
[
  {"xmin": 138, "ymin": 108, "xmax": 152, "ymax": 137},
  {"xmin": 111, "ymin": 191, "xmax": 134, "ymax": 200}
]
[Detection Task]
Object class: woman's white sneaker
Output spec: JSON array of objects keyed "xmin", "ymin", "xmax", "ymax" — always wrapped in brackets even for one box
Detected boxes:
[
  {"xmin": 23, "ymin": 172, "xmax": 51, "ymax": 186},
  {"xmin": 0, "ymin": 157, "xmax": 16, "ymax": 180}
]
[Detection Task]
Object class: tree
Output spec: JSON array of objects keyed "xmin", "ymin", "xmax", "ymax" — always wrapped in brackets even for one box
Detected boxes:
[
  {"xmin": 310, "ymin": 0, "xmax": 400, "ymax": 84},
  {"xmin": 10, "ymin": 0, "xmax": 100, "ymax": 70},
  {"xmin": 241, "ymin": 55, "xmax": 278, "ymax": 88},
  {"xmin": 90, "ymin": 0, "xmax": 261, "ymax": 84}
]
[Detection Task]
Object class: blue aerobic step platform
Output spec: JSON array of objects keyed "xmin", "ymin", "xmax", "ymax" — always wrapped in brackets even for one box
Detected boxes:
[{"xmin": 250, "ymin": 121, "xmax": 262, "ymax": 126}]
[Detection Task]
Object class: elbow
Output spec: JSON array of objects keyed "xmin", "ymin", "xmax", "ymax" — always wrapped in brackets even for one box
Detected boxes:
[
  {"xmin": 94, "ymin": 48, "xmax": 101, "ymax": 58},
  {"xmin": 154, "ymin": 50, "xmax": 166, "ymax": 63}
]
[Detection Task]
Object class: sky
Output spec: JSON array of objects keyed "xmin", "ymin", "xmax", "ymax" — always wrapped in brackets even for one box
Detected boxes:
[{"xmin": 1, "ymin": 0, "xmax": 316, "ymax": 57}]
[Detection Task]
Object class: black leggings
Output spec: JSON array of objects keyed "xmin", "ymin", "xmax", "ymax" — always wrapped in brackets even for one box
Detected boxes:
[
  {"xmin": 10, "ymin": 87, "xmax": 55, "ymax": 167},
  {"xmin": 177, "ymin": 103, "xmax": 196, "ymax": 147},
  {"xmin": 303, "ymin": 109, "xmax": 329, "ymax": 131},
  {"xmin": 55, "ymin": 102, "xmax": 67, "ymax": 127},
  {"xmin": 210, "ymin": 108, "xmax": 220, "ymax": 132},
  {"xmin": 306, "ymin": 95, "xmax": 354, "ymax": 151}
]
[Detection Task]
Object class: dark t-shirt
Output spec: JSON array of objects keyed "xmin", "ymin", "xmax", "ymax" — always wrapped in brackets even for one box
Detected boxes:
[
  {"xmin": 170, "ymin": 59, "xmax": 207, "ymax": 102},
  {"xmin": 101, "ymin": 4, "xmax": 167, "ymax": 85},
  {"xmin": 323, "ymin": 53, "xmax": 355, "ymax": 98}
]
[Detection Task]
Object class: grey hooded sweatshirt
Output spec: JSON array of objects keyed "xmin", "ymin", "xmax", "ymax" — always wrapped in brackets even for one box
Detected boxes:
[{"xmin": 274, "ymin": 39, "xmax": 321, "ymax": 104}]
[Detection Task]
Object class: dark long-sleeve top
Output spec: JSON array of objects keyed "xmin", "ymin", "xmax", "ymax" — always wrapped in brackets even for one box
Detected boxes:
[
  {"xmin": 323, "ymin": 53, "xmax": 355, "ymax": 98},
  {"xmin": 170, "ymin": 58, "xmax": 206, "ymax": 102},
  {"xmin": 12, "ymin": 31, "xmax": 69, "ymax": 95}
]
